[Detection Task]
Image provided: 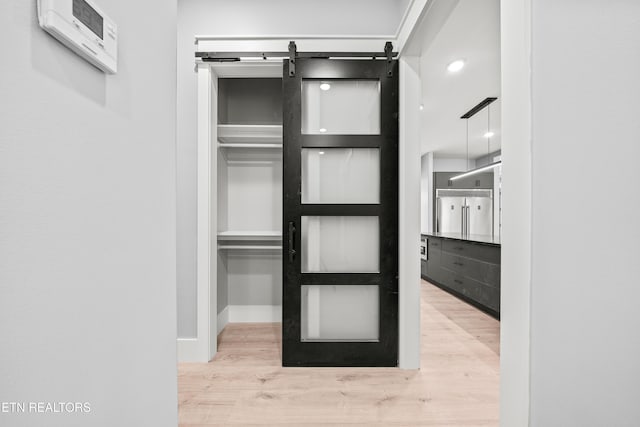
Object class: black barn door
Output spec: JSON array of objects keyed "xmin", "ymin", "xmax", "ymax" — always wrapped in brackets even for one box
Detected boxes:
[{"xmin": 282, "ymin": 58, "xmax": 399, "ymax": 367}]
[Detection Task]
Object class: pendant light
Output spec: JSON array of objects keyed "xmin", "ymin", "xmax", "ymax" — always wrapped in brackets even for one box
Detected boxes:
[{"xmin": 450, "ymin": 98, "xmax": 502, "ymax": 181}]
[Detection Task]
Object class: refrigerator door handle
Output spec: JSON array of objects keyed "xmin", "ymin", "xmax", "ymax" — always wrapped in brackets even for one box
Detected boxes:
[
  {"xmin": 463, "ymin": 205, "xmax": 469, "ymax": 236},
  {"xmin": 462, "ymin": 205, "xmax": 465, "ymax": 235},
  {"xmin": 466, "ymin": 205, "xmax": 469, "ymax": 235},
  {"xmin": 464, "ymin": 205, "xmax": 467, "ymax": 236}
]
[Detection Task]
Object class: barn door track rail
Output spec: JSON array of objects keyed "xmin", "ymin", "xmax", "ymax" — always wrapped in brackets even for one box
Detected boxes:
[{"xmin": 195, "ymin": 41, "xmax": 398, "ymax": 77}]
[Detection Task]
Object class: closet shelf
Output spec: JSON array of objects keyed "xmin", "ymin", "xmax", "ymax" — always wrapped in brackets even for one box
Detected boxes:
[
  {"xmin": 217, "ymin": 231, "xmax": 282, "ymax": 241},
  {"xmin": 218, "ymin": 143, "xmax": 282, "ymax": 149},
  {"xmin": 218, "ymin": 245, "xmax": 282, "ymax": 251},
  {"xmin": 218, "ymin": 124, "xmax": 283, "ymax": 144}
]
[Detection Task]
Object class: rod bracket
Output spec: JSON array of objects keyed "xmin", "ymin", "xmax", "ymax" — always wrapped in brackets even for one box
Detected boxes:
[
  {"xmin": 288, "ymin": 41, "xmax": 297, "ymax": 77},
  {"xmin": 385, "ymin": 41, "xmax": 393, "ymax": 77}
]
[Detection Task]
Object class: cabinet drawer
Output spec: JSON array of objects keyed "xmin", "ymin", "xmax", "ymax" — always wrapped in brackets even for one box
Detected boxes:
[
  {"xmin": 441, "ymin": 253, "xmax": 500, "ymax": 287},
  {"xmin": 426, "ymin": 237, "xmax": 442, "ymax": 250},
  {"xmin": 425, "ymin": 262, "xmax": 444, "ymax": 283},
  {"xmin": 472, "ymin": 278, "xmax": 500, "ymax": 312},
  {"xmin": 480, "ymin": 283, "xmax": 500, "ymax": 312},
  {"xmin": 439, "ymin": 268, "xmax": 500, "ymax": 313},
  {"xmin": 427, "ymin": 248, "xmax": 441, "ymax": 265},
  {"xmin": 423, "ymin": 251, "xmax": 444, "ymax": 283},
  {"xmin": 425, "ymin": 237, "xmax": 442, "ymax": 263},
  {"xmin": 446, "ymin": 270, "xmax": 467, "ymax": 294},
  {"xmin": 442, "ymin": 239, "xmax": 500, "ymax": 264},
  {"xmin": 439, "ymin": 268, "xmax": 470, "ymax": 296}
]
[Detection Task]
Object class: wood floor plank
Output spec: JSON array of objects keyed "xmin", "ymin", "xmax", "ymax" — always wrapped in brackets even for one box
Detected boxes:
[{"xmin": 178, "ymin": 280, "xmax": 500, "ymax": 426}]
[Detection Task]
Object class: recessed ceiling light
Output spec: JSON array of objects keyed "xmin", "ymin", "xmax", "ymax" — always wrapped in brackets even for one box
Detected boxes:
[
  {"xmin": 318, "ymin": 151, "xmax": 325, "ymax": 155},
  {"xmin": 447, "ymin": 60, "xmax": 465, "ymax": 73},
  {"xmin": 419, "ymin": 104, "xmax": 424, "ymax": 111},
  {"xmin": 484, "ymin": 131, "xmax": 494, "ymax": 138},
  {"xmin": 319, "ymin": 128, "xmax": 327, "ymax": 133},
  {"xmin": 320, "ymin": 83, "xmax": 331, "ymax": 91}
]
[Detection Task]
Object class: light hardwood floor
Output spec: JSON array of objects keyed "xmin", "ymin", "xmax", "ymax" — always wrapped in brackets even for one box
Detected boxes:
[{"xmin": 178, "ymin": 280, "xmax": 500, "ymax": 426}]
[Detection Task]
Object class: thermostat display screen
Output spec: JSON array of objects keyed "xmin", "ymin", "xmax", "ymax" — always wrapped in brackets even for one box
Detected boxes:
[{"xmin": 72, "ymin": 0, "xmax": 103, "ymax": 39}]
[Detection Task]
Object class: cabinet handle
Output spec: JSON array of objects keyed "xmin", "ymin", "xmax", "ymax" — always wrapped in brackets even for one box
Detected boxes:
[
  {"xmin": 453, "ymin": 261, "xmax": 464, "ymax": 266},
  {"xmin": 288, "ymin": 221, "xmax": 296, "ymax": 262}
]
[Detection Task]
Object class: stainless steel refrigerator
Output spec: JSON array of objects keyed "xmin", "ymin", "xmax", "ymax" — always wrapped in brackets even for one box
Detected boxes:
[{"xmin": 436, "ymin": 189, "xmax": 493, "ymax": 236}]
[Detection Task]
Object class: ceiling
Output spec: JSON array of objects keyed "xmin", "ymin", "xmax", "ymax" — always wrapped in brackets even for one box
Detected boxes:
[
  {"xmin": 181, "ymin": 0, "xmax": 413, "ymax": 38},
  {"xmin": 418, "ymin": 0, "xmax": 501, "ymax": 159}
]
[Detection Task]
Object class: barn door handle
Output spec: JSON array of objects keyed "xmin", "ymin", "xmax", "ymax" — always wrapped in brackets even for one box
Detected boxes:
[{"xmin": 288, "ymin": 221, "xmax": 296, "ymax": 262}]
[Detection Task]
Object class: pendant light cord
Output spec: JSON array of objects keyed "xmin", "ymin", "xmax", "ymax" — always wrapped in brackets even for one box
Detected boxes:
[
  {"xmin": 487, "ymin": 104, "xmax": 491, "ymax": 162},
  {"xmin": 466, "ymin": 119, "xmax": 469, "ymax": 171}
]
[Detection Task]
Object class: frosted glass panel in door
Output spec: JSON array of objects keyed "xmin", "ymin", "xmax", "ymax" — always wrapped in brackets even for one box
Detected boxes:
[
  {"xmin": 301, "ymin": 216, "xmax": 379, "ymax": 273},
  {"xmin": 301, "ymin": 148, "xmax": 380, "ymax": 204},
  {"xmin": 301, "ymin": 80, "xmax": 380, "ymax": 134},
  {"xmin": 301, "ymin": 285, "xmax": 379, "ymax": 341}
]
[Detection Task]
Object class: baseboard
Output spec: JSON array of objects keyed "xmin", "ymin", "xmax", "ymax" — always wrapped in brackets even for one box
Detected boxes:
[
  {"xmin": 177, "ymin": 338, "xmax": 199, "ymax": 362},
  {"xmin": 228, "ymin": 305, "xmax": 282, "ymax": 322},
  {"xmin": 178, "ymin": 306, "xmax": 228, "ymax": 362},
  {"xmin": 217, "ymin": 306, "xmax": 229, "ymax": 335}
]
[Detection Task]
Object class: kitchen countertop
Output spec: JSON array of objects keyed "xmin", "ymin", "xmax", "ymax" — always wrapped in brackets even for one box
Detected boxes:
[{"xmin": 421, "ymin": 231, "xmax": 501, "ymax": 246}]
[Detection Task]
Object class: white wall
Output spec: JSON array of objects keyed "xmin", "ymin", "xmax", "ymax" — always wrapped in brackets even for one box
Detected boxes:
[
  {"xmin": 420, "ymin": 153, "xmax": 434, "ymax": 233},
  {"xmin": 493, "ymin": 159, "xmax": 501, "ymax": 241},
  {"xmin": 499, "ymin": 2, "xmax": 531, "ymax": 424},
  {"xmin": 528, "ymin": 1, "xmax": 640, "ymax": 425},
  {"xmin": 433, "ymin": 156, "xmax": 475, "ymax": 172},
  {"xmin": 177, "ymin": 0, "xmax": 410, "ymax": 337},
  {"xmin": 0, "ymin": 1, "xmax": 177, "ymax": 426},
  {"xmin": 398, "ymin": 56, "xmax": 422, "ymax": 369}
]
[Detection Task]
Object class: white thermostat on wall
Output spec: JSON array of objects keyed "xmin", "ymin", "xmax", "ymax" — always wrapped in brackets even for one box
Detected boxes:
[{"xmin": 37, "ymin": 0, "xmax": 118, "ymax": 74}]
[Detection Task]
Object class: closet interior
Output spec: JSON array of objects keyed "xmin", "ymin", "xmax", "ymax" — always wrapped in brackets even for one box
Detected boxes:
[{"xmin": 215, "ymin": 75, "xmax": 283, "ymax": 325}]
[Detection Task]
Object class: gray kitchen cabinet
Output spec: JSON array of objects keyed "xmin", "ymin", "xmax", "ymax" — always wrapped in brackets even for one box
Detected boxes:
[
  {"xmin": 421, "ymin": 233, "xmax": 500, "ymax": 318},
  {"xmin": 434, "ymin": 171, "xmax": 494, "ymax": 190}
]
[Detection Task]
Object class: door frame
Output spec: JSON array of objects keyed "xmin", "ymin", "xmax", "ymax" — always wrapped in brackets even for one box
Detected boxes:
[{"xmin": 184, "ymin": 36, "xmax": 423, "ymax": 367}]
